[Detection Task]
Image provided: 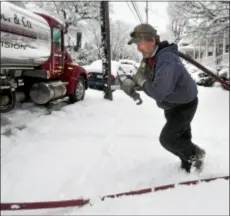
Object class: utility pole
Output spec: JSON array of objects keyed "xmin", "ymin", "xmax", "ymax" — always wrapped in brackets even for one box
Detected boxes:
[
  {"xmin": 100, "ymin": 1, "xmax": 113, "ymax": 101},
  {"xmin": 145, "ymin": 1, "xmax": 148, "ymax": 24}
]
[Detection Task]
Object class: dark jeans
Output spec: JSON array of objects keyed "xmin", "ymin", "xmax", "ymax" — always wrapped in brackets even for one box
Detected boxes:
[{"xmin": 159, "ymin": 97, "xmax": 199, "ymax": 162}]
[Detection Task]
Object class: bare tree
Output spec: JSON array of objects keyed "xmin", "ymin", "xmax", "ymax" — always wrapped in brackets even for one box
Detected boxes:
[
  {"xmin": 85, "ymin": 19, "xmax": 140, "ymax": 61},
  {"xmin": 168, "ymin": 1, "xmax": 230, "ymax": 42},
  {"xmin": 25, "ymin": 1, "xmax": 101, "ymax": 30}
]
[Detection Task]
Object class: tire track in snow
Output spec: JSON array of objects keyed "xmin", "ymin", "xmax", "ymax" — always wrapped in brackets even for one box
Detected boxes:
[
  {"xmin": 1, "ymin": 98, "xmax": 94, "ymax": 202},
  {"xmin": 57, "ymin": 98, "xmax": 124, "ymax": 198},
  {"xmin": 62, "ymin": 94, "xmax": 132, "ymax": 198},
  {"xmin": 47, "ymin": 92, "xmax": 118, "ymax": 198}
]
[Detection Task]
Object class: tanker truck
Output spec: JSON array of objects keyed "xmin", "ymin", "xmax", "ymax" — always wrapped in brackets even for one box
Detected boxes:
[{"xmin": 0, "ymin": 2, "xmax": 88, "ymax": 113}]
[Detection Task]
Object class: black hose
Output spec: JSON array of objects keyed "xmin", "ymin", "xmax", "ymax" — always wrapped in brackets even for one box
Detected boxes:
[
  {"xmin": 179, "ymin": 51, "xmax": 230, "ymax": 91},
  {"xmin": 0, "ymin": 91, "xmax": 16, "ymax": 113}
]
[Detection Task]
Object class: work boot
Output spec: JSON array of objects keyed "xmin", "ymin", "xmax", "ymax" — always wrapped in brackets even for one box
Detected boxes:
[
  {"xmin": 181, "ymin": 159, "xmax": 192, "ymax": 173},
  {"xmin": 189, "ymin": 147, "xmax": 206, "ymax": 171}
]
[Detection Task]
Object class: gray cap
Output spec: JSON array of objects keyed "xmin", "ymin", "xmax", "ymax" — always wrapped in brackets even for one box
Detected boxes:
[{"xmin": 128, "ymin": 23, "xmax": 159, "ymax": 45}]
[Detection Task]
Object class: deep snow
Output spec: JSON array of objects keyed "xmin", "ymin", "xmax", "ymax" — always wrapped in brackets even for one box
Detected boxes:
[{"xmin": 1, "ymin": 86, "xmax": 229, "ymax": 215}]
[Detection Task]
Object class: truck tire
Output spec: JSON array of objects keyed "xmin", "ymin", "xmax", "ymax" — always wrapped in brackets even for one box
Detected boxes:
[{"xmin": 69, "ymin": 76, "xmax": 85, "ymax": 103}]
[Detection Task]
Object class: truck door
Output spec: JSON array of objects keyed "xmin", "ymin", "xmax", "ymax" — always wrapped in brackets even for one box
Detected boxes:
[{"xmin": 52, "ymin": 27, "xmax": 64, "ymax": 74}]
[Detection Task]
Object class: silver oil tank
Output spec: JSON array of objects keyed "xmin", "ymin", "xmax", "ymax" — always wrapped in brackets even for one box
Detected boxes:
[
  {"xmin": 1, "ymin": 2, "xmax": 51, "ymax": 68},
  {"xmin": 29, "ymin": 81, "xmax": 67, "ymax": 105}
]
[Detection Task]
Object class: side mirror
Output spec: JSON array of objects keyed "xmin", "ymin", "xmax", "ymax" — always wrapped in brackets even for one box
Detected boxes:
[{"xmin": 74, "ymin": 32, "xmax": 82, "ymax": 52}]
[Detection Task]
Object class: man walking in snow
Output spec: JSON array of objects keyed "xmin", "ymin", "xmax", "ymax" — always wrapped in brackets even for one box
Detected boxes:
[{"xmin": 121, "ymin": 23, "xmax": 205, "ymax": 173}]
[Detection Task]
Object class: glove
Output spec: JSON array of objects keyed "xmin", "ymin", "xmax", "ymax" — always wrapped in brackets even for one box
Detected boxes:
[
  {"xmin": 120, "ymin": 77, "xmax": 143, "ymax": 104},
  {"xmin": 120, "ymin": 78, "xmax": 136, "ymax": 97},
  {"xmin": 133, "ymin": 72, "xmax": 148, "ymax": 87},
  {"xmin": 132, "ymin": 61, "xmax": 148, "ymax": 87}
]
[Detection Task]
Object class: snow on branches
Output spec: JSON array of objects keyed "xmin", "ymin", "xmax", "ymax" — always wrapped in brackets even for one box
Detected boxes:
[{"xmin": 168, "ymin": 1, "xmax": 230, "ymax": 42}]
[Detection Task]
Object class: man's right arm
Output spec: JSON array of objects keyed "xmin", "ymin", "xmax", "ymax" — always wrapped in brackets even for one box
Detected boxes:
[{"xmin": 142, "ymin": 53, "xmax": 180, "ymax": 101}]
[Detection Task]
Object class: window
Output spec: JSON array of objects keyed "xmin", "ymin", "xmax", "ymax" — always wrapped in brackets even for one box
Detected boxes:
[
  {"xmin": 181, "ymin": 43, "xmax": 189, "ymax": 46},
  {"xmin": 53, "ymin": 28, "xmax": 61, "ymax": 43}
]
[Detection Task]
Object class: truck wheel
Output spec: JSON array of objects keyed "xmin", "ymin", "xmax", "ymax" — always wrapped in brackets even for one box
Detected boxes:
[{"xmin": 69, "ymin": 76, "xmax": 85, "ymax": 103}]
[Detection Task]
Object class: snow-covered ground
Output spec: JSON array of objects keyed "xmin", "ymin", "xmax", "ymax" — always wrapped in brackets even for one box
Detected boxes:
[{"xmin": 1, "ymin": 86, "xmax": 229, "ymax": 215}]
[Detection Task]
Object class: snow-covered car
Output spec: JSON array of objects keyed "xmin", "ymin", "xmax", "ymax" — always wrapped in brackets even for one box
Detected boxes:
[
  {"xmin": 84, "ymin": 60, "xmax": 120, "ymax": 91},
  {"xmin": 118, "ymin": 59, "xmax": 138, "ymax": 75},
  {"xmin": 218, "ymin": 66, "xmax": 230, "ymax": 80},
  {"xmin": 217, "ymin": 66, "xmax": 230, "ymax": 90}
]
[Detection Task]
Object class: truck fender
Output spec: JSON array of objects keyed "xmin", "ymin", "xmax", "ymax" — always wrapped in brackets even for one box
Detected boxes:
[{"xmin": 64, "ymin": 65, "xmax": 88, "ymax": 95}]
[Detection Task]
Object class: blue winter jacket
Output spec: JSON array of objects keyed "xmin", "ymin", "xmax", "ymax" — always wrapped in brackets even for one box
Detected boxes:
[{"xmin": 142, "ymin": 43, "xmax": 198, "ymax": 110}]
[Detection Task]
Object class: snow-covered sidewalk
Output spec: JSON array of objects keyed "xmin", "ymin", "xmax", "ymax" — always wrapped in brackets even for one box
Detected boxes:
[{"xmin": 1, "ymin": 87, "xmax": 229, "ymax": 215}]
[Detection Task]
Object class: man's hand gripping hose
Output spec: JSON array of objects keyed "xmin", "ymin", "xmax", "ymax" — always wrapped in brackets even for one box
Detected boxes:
[{"xmin": 117, "ymin": 67, "xmax": 143, "ymax": 105}]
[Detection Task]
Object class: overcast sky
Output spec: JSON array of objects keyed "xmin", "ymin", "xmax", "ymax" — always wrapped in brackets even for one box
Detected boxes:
[{"xmin": 110, "ymin": 1, "xmax": 170, "ymax": 35}]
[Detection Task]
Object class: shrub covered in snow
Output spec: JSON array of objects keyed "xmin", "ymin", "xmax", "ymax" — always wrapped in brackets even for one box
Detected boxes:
[
  {"xmin": 196, "ymin": 73, "xmax": 215, "ymax": 87},
  {"xmin": 183, "ymin": 59, "xmax": 229, "ymax": 90},
  {"xmin": 218, "ymin": 67, "xmax": 230, "ymax": 79}
]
